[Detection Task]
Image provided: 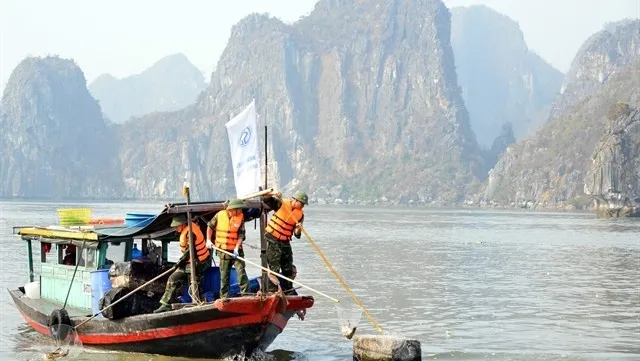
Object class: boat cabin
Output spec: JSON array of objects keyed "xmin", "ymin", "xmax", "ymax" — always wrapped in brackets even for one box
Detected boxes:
[{"xmin": 13, "ymin": 200, "xmax": 268, "ymax": 315}]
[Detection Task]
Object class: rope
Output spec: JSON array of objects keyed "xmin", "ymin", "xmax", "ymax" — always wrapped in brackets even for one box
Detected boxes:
[
  {"xmin": 299, "ymin": 226, "xmax": 383, "ymax": 334},
  {"xmin": 75, "ymin": 265, "xmax": 177, "ymax": 329},
  {"xmin": 273, "ymin": 194, "xmax": 384, "ymax": 334},
  {"xmin": 188, "ymin": 282, "xmax": 202, "ymax": 304},
  {"xmin": 184, "ymin": 185, "xmax": 202, "ymax": 305},
  {"xmin": 212, "ymin": 245, "xmax": 339, "ymax": 303}
]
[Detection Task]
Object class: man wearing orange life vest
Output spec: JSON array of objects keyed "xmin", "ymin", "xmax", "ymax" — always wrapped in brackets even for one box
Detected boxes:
[
  {"xmin": 206, "ymin": 198, "xmax": 250, "ymax": 298},
  {"xmin": 263, "ymin": 190, "xmax": 308, "ymax": 294},
  {"xmin": 154, "ymin": 215, "xmax": 210, "ymax": 313}
]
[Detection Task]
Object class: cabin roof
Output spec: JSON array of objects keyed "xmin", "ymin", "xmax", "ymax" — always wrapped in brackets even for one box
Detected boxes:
[{"xmin": 14, "ymin": 199, "xmax": 269, "ymax": 244}]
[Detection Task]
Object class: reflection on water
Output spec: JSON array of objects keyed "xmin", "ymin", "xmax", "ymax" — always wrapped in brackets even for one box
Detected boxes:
[{"xmin": 1, "ymin": 202, "xmax": 639, "ymax": 361}]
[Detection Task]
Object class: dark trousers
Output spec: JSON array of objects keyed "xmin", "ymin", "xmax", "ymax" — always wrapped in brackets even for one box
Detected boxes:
[
  {"xmin": 218, "ymin": 249, "xmax": 249, "ymax": 298},
  {"xmin": 159, "ymin": 261, "xmax": 208, "ymax": 305},
  {"xmin": 266, "ymin": 239, "xmax": 293, "ymax": 292}
]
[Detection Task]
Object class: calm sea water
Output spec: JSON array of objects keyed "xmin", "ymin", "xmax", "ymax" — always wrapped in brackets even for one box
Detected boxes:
[{"xmin": 0, "ymin": 201, "xmax": 638, "ymax": 361}]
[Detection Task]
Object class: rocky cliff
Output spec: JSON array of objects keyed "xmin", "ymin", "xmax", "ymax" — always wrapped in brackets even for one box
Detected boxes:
[
  {"xmin": 89, "ymin": 53, "xmax": 206, "ymax": 123},
  {"xmin": 584, "ymin": 105, "xmax": 640, "ymax": 217},
  {"xmin": 450, "ymin": 5, "xmax": 564, "ymax": 146},
  {"xmin": 551, "ymin": 19, "xmax": 640, "ymax": 120},
  {"xmin": 486, "ymin": 121, "xmax": 515, "ymax": 169},
  {"xmin": 482, "ymin": 20, "xmax": 640, "ymax": 209},
  {"xmin": 0, "ymin": 56, "xmax": 123, "ymax": 199},
  {"xmin": 119, "ymin": 0, "xmax": 486, "ymax": 204}
]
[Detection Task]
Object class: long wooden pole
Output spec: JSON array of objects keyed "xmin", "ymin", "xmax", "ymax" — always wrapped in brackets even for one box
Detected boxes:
[
  {"xmin": 75, "ymin": 265, "xmax": 177, "ymax": 329},
  {"xmin": 261, "ymin": 125, "xmax": 269, "ymax": 296},
  {"xmin": 212, "ymin": 245, "xmax": 339, "ymax": 303},
  {"xmin": 273, "ymin": 194, "xmax": 383, "ymax": 333},
  {"xmin": 184, "ymin": 185, "xmax": 199, "ymax": 303},
  {"xmin": 63, "ymin": 240, "xmax": 86, "ymax": 310},
  {"xmin": 238, "ymin": 188, "xmax": 273, "ymax": 200},
  {"xmin": 264, "ymin": 125, "xmax": 268, "ymax": 194},
  {"xmin": 300, "ymin": 226, "xmax": 383, "ymax": 334}
]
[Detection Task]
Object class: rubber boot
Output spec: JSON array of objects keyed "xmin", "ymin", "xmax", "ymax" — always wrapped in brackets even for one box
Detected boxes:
[{"xmin": 153, "ymin": 304, "xmax": 172, "ymax": 313}]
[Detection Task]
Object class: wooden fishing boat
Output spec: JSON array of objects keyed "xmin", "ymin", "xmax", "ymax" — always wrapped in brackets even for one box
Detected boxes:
[{"xmin": 9, "ymin": 199, "xmax": 314, "ymax": 359}]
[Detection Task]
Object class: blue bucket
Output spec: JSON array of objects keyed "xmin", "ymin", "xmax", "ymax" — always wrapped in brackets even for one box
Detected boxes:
[
  {"xmin": 90, "ymin": 269, "xmax": 112, "ymax": 317},
  {"xmin": 124, "ymin": 213, "xmax": 155, "ymax": 228},
  {"xmin": 180, "ymin": 267, "xmax": 237, "ymax": 303}
]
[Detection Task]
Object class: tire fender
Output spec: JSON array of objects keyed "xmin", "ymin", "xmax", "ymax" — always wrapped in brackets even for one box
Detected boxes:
[{"xmin": 48, "ymin": 309, "xmax": 72, "ymax": 340}]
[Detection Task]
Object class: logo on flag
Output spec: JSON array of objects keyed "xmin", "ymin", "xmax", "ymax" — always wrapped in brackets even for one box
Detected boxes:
[
  {"xmin": 239, "ymin": 126, "xmax": 252, "ymax": 147},
  {"xmin": 225, "ymin": 100, "xmax": 261, "ymax": 198}
]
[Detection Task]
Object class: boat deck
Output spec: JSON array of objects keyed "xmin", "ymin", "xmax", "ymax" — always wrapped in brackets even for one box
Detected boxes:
[{"xmin": 13, "ymin": 289, "xmax": 91, "ymax": 318}]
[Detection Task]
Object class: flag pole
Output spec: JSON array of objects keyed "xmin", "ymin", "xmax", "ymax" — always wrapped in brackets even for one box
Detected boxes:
[
  {"xmin": 260, "ymin": 121, "xmax": 269, "ymax": 295},
  {"xmin": 224, "ymin": 99, "xmax": 266, "ymax": 294}
]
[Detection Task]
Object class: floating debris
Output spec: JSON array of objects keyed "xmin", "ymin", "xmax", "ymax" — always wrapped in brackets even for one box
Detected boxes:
[
  {"xmin": 43, "ymin": 347, "xmax": 69, "ymax": 360},
  {"xmin": 341, "ymin": 325, "xmax": 357, "ymax": 339}
]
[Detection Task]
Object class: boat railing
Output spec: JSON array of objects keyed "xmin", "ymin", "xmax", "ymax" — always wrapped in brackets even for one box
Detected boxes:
[{"xmin": 12, "ymin": 226, "xmax": 39, "ymax": 234}]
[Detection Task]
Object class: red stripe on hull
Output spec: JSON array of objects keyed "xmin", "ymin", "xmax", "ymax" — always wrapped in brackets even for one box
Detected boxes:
[
  {"xmin": 19, "ymin": 309, "xmax": 50, "ymax": 336},
  {"xmin": 18, "ymin": 307, "xmax": 274, "ymax": 345},
  {"xmin": 84, "ymin": 313, "xmax": 268, "ymax": 344},
  {"xmin": 268, "ymin": 312, "xmax": 290, "ymax": 330}
]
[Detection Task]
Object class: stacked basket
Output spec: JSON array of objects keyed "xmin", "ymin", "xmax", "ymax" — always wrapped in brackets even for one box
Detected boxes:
[{"xmin": 57, "ymin": 208, "xmax": 92, "ymax": 226}]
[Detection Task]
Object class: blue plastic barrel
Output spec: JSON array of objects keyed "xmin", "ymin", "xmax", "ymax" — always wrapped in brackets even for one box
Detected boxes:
[
  {"xmin": 90, "ymin": 269, "xmax": 112, "ymax": 317},
  {"xmin": 180, "ymin": 267, "xmax": 237, "ymax": 303},
  {"xmin": 229, "ymin": 276, "xmax": 261, "ymax": 297}
]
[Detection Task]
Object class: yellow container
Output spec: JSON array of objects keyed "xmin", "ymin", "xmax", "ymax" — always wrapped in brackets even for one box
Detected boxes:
[{"xmin": 57, "ymin": 208, "xmax": 92, "ymax": 226}]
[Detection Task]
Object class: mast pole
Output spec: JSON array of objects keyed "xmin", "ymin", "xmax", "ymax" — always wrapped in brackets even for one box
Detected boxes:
[
  {"xmin": 184, "ymin": 176, "xmax": 199, "ymax": 303},
  {"xmin": 260, "ymin": 125, "xmax": 268, "ymax": 295}
]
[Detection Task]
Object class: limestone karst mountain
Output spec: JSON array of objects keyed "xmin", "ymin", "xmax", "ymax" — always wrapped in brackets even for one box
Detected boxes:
[
  {"xmin": 89, "ymin": 53, "xmax": 206, "ymax": 124},
  {"xmin": 584, "ymin": 105, "xmax": 639, "ymax": 217},
  {"xmin": 482, "ymin": 20, "xmax": 640, "ymax": 211},
  {"xmin": 118, "ymin": 0, "xmax": 486, "ymax": 204},
  {"xmin": 0, "ymin": 56, "xmax": 123, "ymax": 199},
  {"xmin": 450, "ymin": 5, "xmax": 564, "ymax": 147}
]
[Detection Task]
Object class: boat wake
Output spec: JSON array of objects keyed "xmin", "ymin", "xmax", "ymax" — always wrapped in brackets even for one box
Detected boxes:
[{"xmin": 39, "ymin": 325, "xmax": 83, "ymax": 360}]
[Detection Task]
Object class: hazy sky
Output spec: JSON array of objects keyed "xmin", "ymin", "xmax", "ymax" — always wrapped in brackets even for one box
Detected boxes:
[{"xmin": 1, "ymin": 0, "xmax": 638, "ymax": 93}]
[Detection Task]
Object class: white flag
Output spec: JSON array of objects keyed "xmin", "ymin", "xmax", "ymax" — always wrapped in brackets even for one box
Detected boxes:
[{"xmin": 225, "ymin": 99, "xmax": 261, "ymax": 198}]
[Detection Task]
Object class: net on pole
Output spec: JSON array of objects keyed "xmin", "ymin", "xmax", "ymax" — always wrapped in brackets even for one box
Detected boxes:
[{"xmin": 335, "ymin": 304, "xmax": 362, "ymax": 339}]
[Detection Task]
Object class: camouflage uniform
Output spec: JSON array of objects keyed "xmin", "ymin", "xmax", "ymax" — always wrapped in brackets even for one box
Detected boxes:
[
  {"xmin": 159, "ymin": 259, "xmax": 209, "ymax": 306},
  {"xmin": 217, "ymin": 249, "xmax": 249, "ymax": 298},
  {"xmin": 265, "ymin": 240, "xmax": 294, "ymax": 292},
  {"xmin": 208, "ymin": 199, "xmax": 250, "ymax": 298},
  {"xmin": 263, "ymin": 192, "xmax": 307, "ymax": 293},
  {"xmin": 156, "ymin": 215, "xmax": 210, "ymax": 311}
]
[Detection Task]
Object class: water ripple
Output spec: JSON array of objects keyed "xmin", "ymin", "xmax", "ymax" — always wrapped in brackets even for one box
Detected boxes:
[{"xmin": 1, "ymin": 202, "xmax": 639, "ymax": 361}]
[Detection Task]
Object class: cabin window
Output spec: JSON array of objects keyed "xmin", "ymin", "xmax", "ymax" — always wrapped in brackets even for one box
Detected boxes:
[
  {"xmin": 78, "ymin": 248, "xmax": 96, "ymax": 268},
  {"xmin": 61, "ymin": 244, "xmax": 77, "ymax": 266},
  {"xmin": 53, "ymin": 244, "xmax": 63, "ymax": 264},
  {"xmin": 106, "ymin": 242, "xmax": 126, "ymax": 264},
  {"xmin": 40, "ymin": 242, "xmax": 53, "ymax": 263},
  {"xmin": 145, "ymin": 240, "xmax": 163, "ymax": 265},
  {"xmin": 166, "ymin": 242, "xmax": 184, "ymax": 263}
]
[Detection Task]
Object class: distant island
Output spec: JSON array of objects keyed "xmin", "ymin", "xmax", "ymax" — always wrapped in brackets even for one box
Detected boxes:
[{"xmin": 1, "ymin": 1, "xmax": 638, "ymax": 218}]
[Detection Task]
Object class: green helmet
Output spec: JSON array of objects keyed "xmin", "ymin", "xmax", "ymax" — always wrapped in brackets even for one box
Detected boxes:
[
  {"xmin": 170, "ymin": 215, "xmax": 187, "ymax": 227},
  {"xmin": 227, "ymin": 198, "xmax": 247, "ymax": 210},
  {"xmin": 293, "ymin": 191, "xmax": 309, "ymax": 205}
]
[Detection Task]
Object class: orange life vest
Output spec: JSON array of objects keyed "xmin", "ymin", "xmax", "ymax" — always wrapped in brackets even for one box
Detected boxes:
[
  {"xmin": 214, "ymin": 211, "xmax": 244, "ymax": 251},
  {"xmin": 179, "ymin": 224, "xmax": 210, "ymax": 263},
  {"xmin": 266, "ymin": 199, "xmax": 303, "ymax": 242}
]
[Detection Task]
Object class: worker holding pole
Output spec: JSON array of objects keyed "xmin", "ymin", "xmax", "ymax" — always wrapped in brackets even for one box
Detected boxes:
[{"xmin": 262, "ymin": 190, "xmax": 308, "ymax": 294}]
